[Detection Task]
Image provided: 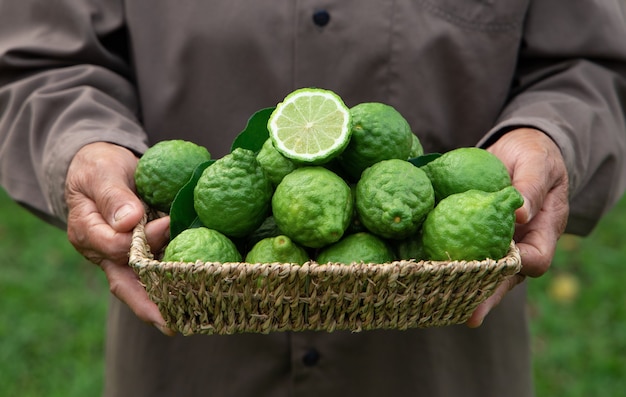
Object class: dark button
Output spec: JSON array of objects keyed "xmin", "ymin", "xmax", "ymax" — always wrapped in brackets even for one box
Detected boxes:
[
  {"xmin": 312, "ymin": 10, "xmax": 331, "ymax": 27},
  {"xmin": 302, "ymin": 348, "xmax": 320, "ymax": 366}
]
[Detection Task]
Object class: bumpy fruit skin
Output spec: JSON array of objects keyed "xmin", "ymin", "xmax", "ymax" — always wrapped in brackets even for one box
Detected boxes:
[
  {"xmin": 134, "ymin": 140, "xmax": 211, "ymax": 213},
  {"xmin": 421, "ymin": 186, "xmax": 524, "ymax": 261},
  {"xmin": 408, "ymin": 133, "xmax": 425, "ymax": 158},
  {"xmin": 338, "ymin": 102, "xmax": 414, "ymax": 180},
  {"xmin": 194, "ymin": 148, "xmax": 273, "ymax": 238},
  {"xmin": 256, "ymin": 138, "xmax": 297, "ymax": 186},
  {"xmin": 162, "ymin": 227, "xmax": 242, "ymax": 263},
  {"xmin": 316, "ymin": 232, "xmax": 395, "ymax": 265},
  {"xmin": 421, "ymin": 147, "xmax": 511, "ymax": 202},
  {"xmin": 272, "ymin": 167, "xmax": 353, "ymax": 248},
  {"xmin": 356, "ymin": 159, "xmax": 435, "ymax": 240},
  {"xmin": 245, "ymin": 235, "xmax": 309, "ymax": 265}
]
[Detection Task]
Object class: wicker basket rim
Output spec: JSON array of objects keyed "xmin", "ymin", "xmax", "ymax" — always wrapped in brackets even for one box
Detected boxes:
[{"xmin": 128, "ymin": 212, "xmax": 524, "ymax": 335}]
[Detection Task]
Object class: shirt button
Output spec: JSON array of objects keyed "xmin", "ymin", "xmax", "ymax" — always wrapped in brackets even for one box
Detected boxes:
[
  {"xmin": 312, "ymin": 10, "xmax": 331, "ymax": 27},
  {"xmin": 302, "ymin": 348, "xmax": 321, "ymax": 366}
]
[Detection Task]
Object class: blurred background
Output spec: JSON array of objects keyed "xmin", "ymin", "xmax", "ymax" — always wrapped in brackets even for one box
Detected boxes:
[{"xmin": 1, "ymin": 185, "xmax": 625, "ymax": 396}]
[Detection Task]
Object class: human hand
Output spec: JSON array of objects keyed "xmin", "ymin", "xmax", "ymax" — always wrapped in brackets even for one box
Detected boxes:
[
  {"xmin": 65, "ymin": 142, "xmax": 175, "ymax": 336},
  {"xmin": 466, "ymin": 128, "xmax": 570, "ymax": 327}
]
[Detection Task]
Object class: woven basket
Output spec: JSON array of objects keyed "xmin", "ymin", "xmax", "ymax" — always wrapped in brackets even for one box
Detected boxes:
[{"xmin": 129, "ymin": 213, "xmax": 522, "ymax": 336}]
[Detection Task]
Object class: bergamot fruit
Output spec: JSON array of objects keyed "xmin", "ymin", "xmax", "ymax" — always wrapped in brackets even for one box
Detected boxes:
[
  {"xmin": 421, "ymin": 186, "xmax": 524, "ymax": 261},
  {"xmin": 421, "ymin": 147, "xmax": 511, "ymax": 202},
  {"xmin": 194, "ymin": 148, "xmax": 272, "ymax": 238},
  {"xmin": 162, "ymin": 227, "xmax": 242, "ymax": 263},
  {"xmin": 408, "ymin": 133, "xmax": 424, "ymax": 158},
  {"xmin": 356, "ymin": 159, "xmax": 434, "ymax": 240},
  {"xmin": 272, "ymin": 166, "xmax": 353, "ymax": 248},
  {"xmin": 267, "ymin": 88, "xmax": 352, "ymax": 165},
  {"xmin": 245, "ymin": 235, "xmax": 309, "ymax": 265},
  {"xmin": 338, "ymin": 102, "xmax": 413, "ymax": 180},
  {"xmin": 135, "ymin": 139, "xmax": 211, "ymax": 212},
  {"xmin": 316, "ymin": 232, "xmax": 395, "ymax": 265},
  {"xmin": 256, "ymin": 138, "xmax": 297, "ymax": 186}
]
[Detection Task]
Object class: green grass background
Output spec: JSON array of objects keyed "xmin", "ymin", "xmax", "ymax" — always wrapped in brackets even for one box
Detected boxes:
[{"xmin": 1, "ymin": 187, "xmax": 625, "ymax": 396}]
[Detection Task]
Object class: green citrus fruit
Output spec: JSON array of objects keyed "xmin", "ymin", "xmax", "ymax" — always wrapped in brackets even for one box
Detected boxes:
[
  {"xmin": 245, "ymin": 235, "xmax": 310, "ymax": 265},
  {"xmin": 356, "ymin": 159, "xmax": 435, "ymax": 240},
  {"xmin": 338, "ymin": 102, "xmax": 413, "ymax": 180},
  {"xmin": 134, "ymin": 139, "xmax": 211, "ymax": 213},
  {"xmin": 408, "ymin": 133, "xmax": 425, "ymax": 158},
  {"xmin": 162, "ymin": 227, "xmax": 242, "ymax": 263},
  {"xmin": 421, "ymin": 147, "xmax": 511, "ymax": 202},
  {"xmin": 316, "ymin": 232, "xmax": 395, "ymax": 265},
  {"xmin": 256, "ymin": 138, "xmax": 297, "ymax": 186},
  {"xmin": 267, "ymin": 88, "xmax": 352, "ymax": 165},
  {"xmin": 194, "ymin": 148, "xmax": 272, "ymax": 238},
  {"xmin": 421, "ymin": 186, "xmax": 524, "ymax": 261},
  {"xmin": 272, "ymin": 166, "xmax": 353, "ymax": 248}
]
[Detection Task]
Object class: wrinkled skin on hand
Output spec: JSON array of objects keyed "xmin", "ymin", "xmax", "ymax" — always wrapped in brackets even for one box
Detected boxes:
[
  {"xmin": 467, "ymin": 128, "xmax": 570, "ymax": 327},
  {"xmin": 65, "ymin": 142, "xmax": 175, "ymax": 335}
]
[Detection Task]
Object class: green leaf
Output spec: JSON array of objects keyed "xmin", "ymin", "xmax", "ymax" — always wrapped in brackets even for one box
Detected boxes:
[
  {"xmin": 408, "ymin": 153, "xmax": 441, "ymax": 168},
  {"xmin": 230, "ymin": 107, "xmax": 275, "ymax": 153},
  {"xmin": 169, "ymin": 160, "xmax": 214, "ymax": 239},
  {"xmin": 188, "ymin": 216, "xmax": 204, "ymax": 229}
]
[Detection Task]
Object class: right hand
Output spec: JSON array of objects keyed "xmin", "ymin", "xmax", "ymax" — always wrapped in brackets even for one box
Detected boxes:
[
  {"xmin": 65, "ymin": 142, "xmax": 175, "ymax": 336},
  {"xmin": 466, "ymin": 128, "xmax": 569, "ymax": 327}
]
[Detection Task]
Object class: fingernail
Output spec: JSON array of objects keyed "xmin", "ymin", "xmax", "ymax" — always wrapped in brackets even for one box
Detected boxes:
[
  {"xmin": 153, "ymin": 322, "xmax": 176, "ymax": 336},
  {"xmin": 523, "ymin": 197, "xmax": 532, "ymax": 216},
  {"xmin": 114, "ymin": 205, "xmax": 134, "ymax": 222},
  {"xmin": 466, "ymin": 315, "xmax": 483, "ymax": 329},
  {"xmin": 517, "ymin": 196, "xmax": 532, "ymax": 224}
]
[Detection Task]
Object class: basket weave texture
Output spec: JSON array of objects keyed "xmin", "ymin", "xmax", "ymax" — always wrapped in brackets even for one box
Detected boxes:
[{"xmin": 129, "ymin": 214, "xmax": 521, "ymax": 336}]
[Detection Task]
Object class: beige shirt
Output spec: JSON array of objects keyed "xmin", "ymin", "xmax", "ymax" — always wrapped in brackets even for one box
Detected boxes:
[{"xmin": 2, "ymin": 1, "xmax": 626, "ymax": 396}]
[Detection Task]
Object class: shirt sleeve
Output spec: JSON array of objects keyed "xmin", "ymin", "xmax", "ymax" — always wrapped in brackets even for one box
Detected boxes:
[
  {"xmin": 0, "ymin": 0, "xmax": 148, "ymax": 227},
  {"xmin": 478, "ymin": 0, "xmax": 626, "ymax": 236}
]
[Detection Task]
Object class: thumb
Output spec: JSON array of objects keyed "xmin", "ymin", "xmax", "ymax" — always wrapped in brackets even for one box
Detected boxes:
[
  {"xmin": 96, "ymin": 164, "xmax": 145, "ymax": 232},
  {"xmin": 486, "ymin": 128, "xmax": 565, "ymax": 226},
  {"xmin": 106, "ymin": 190, "xmax": 145, "ymax": 232},
  {"xmin": 66, "ymin": 142, "xmax": 145, "ymax": 232},
  {"xmin": 510, "ymin": 158, "xmax": 555, "ymax": 226},
  {"xmin": 501, "ymin": 149, "xmax": 547, "ymax": 226},
  {"xmin": 514, "ymin": 193, "xmax": 534, "ymax": 226}
]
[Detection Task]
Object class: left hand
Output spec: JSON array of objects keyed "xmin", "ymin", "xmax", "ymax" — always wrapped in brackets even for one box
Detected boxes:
[
  {"xmin": 466, "ymin": 128, "xmax": 570, "ymax": 327},
  {"xmin": 65, "ymin": 142, "xmax": 175, "ymax": 335}
]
